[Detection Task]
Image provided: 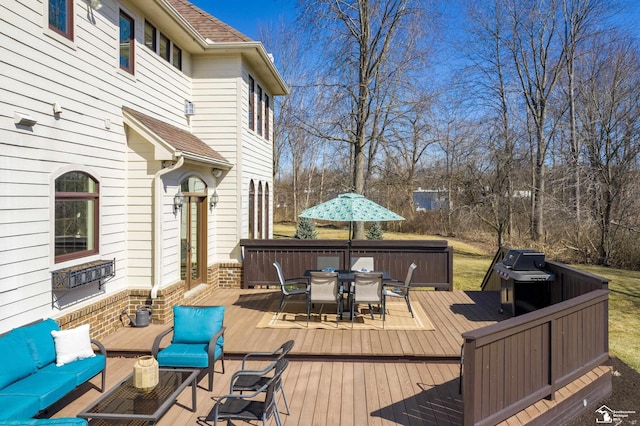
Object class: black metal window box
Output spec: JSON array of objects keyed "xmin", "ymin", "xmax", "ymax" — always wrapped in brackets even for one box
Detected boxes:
[{"xmin": 52, "ymin": 259, "xmax": 115, "ymax": 291}]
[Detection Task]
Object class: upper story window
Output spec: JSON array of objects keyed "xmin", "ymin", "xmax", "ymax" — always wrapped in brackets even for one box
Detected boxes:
[
  {"xmin": 248, "ymin": 76, "xmax": 255, "ymax": 131},
  {"xmin": 159, "ymin": 33, "xmax": 170, "ymax": 61},
  {"xmin": 144, "ymin": 20, "xmax": 182, "ymax": 71},
  {"xmin": 119, "ymin": 10, "xmax": 135, "ymax": 74},
  {"xmin": 172, "ymin": 45, "xmax": 182, "ymax": 70},
  {"xmin": 264, "ymin": 95, "xmax": 270, "ymax": 141},
  {"xmin": 49, "ymin": 0, "xmax": 74, "ymax": 40},
  {"xmin": 55, "ymin": 172, "xmax": 99, "ymax": 263},
  {"xmin": 144, "ymin": 21, "xmax": 156, "ymax": 50},
  {"xmin": 257, "ymin": 85, "xmax": 263, "ymax": 137}
]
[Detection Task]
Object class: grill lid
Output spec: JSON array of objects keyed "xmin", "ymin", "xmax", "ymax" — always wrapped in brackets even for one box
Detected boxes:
[{"xmin": 502, "ymin": 249, "xmax": 545, "ymax": 271}]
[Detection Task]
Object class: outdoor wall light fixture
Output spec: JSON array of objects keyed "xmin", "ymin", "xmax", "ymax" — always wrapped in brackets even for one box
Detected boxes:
[
  {"xmin": 173, "ymin": 191, "xmax": 184, "ymax": 214},
  {"xmin": 211, "ymin": 168, "xmax": 222, "ymax": 178},
  {"xmin": 209, "ymin": 190, "xmax": 219, "ymax": 210},
  {"xmin": 184, "ymin": 101, "xmax": 195, "ymax": 116},
  {"xmin": 14, "ymin": 112, "xmax": 37, "ymax": 127},
  {"xmin": 89, "ymin": 0, "xmax": 103, "ymax": 10}
]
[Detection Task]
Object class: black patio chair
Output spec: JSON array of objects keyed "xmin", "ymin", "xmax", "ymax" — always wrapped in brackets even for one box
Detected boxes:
[
  {"xmin": 273, "ymin": 261, "xmax": 309, "ymax": 314},
  {"xmin": 206, "ymin": 358, "xmax": 288, "ymax": 426},
  {"xmin": 383, "ymin": 262, "xmax": 418, "ymax": 317},
  {"xmin": 231, "ymin": 340, "xmax": 294, "ymax": 415}
]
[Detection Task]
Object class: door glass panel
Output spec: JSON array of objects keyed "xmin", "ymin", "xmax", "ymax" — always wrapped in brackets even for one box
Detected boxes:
[
  {"xmin": 180, "ymin": 206, "xmax": 188, "ymax": 281},
  {"xmin": 190, "ymin": 199, "xmax": 200, "ymax": 281}
]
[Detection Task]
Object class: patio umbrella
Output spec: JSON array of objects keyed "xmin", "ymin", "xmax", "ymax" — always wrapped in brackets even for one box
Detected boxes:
[{"xmin": 299, "ymin": 193, "xmax": 404, "ymax": 223}]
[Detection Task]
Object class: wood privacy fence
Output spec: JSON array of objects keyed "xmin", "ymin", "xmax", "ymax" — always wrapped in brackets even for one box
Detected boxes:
[
  {"xmin": 461, "ymin": 289, "xmax": 609, "ymax": 426},
  {"xmin": 239, "ymin": 239, "xmax": 453, "ymax": 290}
]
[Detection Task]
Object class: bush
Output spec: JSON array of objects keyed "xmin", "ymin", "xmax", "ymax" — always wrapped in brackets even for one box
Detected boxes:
[
  {"xmin": 294, "ymin": 217, "xmax": 318, "ymax": 239},
  {"xmin": 366, "ymin": 222, "xmax": 384, "ymax": 240}
]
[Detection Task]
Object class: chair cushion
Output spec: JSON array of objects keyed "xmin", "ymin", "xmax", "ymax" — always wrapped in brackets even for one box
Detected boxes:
[
  {"xmin": 40, "ymin": 354, "xmax": 105, "ymax": 387},
  {"xmin": 0, "ymin": 333, "xmax": 37, "ymax": 390},
  {"xmin": 0, "ymin": 395, "xmax": 40, "ymax": 420},
  {"xmin": 50, "ymin": 324, "xmax": 96, "ymax": 366},
  {"xmin": 173, "ymin": 306, "xmax": 224, "ymax": 345},
  {"xmin": 14, "ymin": 319, "xmax": 59, "ymax": 368},
  {"xmin": 157, "ymin": 343, "xmax": 216, "ymax": 368}
]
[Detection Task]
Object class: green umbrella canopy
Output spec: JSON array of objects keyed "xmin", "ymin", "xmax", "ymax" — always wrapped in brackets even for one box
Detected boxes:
[{"xmin": 298, "ymin": 193, "xmax": 404, "ymax": 222}]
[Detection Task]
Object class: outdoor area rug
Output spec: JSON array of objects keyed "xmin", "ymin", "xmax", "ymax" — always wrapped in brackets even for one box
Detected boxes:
[{"xmin": 256, "ymin": 299, "xmax": 435, "ymax": 330}]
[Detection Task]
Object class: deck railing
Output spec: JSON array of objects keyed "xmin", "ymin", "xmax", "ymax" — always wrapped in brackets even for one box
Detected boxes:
[
  {"xmin": 239, "ymin": 239, "xmax": 453, "ymax": 290},
  {"xmin": 461, "ymin": 289, "xmax": 609, "ymax": 426}
]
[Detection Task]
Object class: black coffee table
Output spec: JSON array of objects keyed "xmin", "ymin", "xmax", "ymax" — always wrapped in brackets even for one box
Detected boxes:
[{"xmin": 77, "ymin": 368, "xmax": 198, "ymax": 425}]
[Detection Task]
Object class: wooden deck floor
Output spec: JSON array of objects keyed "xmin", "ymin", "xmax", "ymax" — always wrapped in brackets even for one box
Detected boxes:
[
  {"xmin": 43, "ymin": 289, "xmax": 604, "ymax": 425},
  {"xmin": 43, "ymin": 289, "xmax": 499, "ymax": 425},
  {"xmin": 101, "ymin": 289, "xmax": 504, "ymax": 359}
]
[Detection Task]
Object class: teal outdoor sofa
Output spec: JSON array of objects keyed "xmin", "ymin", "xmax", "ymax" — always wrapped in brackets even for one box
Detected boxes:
[{"xmin": 0, "ymin": 319, "xmax": 105, "ymax": 423}]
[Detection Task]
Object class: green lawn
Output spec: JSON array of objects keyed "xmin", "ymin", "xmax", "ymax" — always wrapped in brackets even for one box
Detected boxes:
[{"xmin": 274, "ymin": 222, "xmax": 640, "ymax": 371}]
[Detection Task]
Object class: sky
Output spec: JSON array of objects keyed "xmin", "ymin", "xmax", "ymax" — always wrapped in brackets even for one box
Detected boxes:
[
  {"xmin": 191, "ymin": 1, "xmax": 640, "ymax": 50},
  {"xmin": 191, "ymin": 0, "xmax": 296, "ymax": 40}
]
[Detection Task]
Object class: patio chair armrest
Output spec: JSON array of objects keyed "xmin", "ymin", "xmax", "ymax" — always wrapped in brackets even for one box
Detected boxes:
[
  {"xmin": 151, "ymin": 327, "xmax": 174, "ymax": 356},
  {"xmin": 282, "ymin": 278, "xmax": 308, "ymax": 287},
  {"xmin": 230, "ymin": 361, "xmax": 277, "ymax": 391},
  {"xmin": 90, "ymin": 339, "xmax": 107, "ymax": 357},
  {"xmin": 383, "ymin": 280, "xmax": 409, "ymax": 289},
  {"xmin": 219, "ymin": 382, "xmax": 271, "ymax": 402},
  {"xmin": 241, "ymin": 349, "xmax": 279, "ymax": 369},
  {"xmin": 207, "ymin": 326, "xmax": 226, "ymax": 361}
]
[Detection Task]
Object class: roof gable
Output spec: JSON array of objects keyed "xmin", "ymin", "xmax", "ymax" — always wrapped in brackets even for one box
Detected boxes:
[{"xmin": 123, "ymin": 107, "xmax": 231, "ymax": 167}]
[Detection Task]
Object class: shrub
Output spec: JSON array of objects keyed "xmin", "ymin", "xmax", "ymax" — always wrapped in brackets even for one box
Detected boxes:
[
  {"xmin": 366, "ymin": 222, "xmax": 384, "ymax": 240},
  {"xmin": 294, "ymin": 217, "xmax": 318, "ymax": 239}
]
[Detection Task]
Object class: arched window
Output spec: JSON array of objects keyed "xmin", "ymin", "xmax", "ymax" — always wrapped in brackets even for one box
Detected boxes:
[
  {"xmin": 265, "ymin": 183, "xmax": 270, "ymax": 239},
  {"xmin": 248, "ymin": 180, "xmax": 255, "ymax": 239},
  {"xmin": 257, "ymin": 182, "xmax": 263, "ymax": 239},
  {"xmin": 55, "ymin": 171, "xmax": 99, "ymax": 263}
]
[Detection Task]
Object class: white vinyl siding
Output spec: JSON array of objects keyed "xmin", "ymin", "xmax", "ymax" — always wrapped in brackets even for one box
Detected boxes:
[{"xmin": 0, "ymin": 1, "xmax": 191, "ymax": 331}]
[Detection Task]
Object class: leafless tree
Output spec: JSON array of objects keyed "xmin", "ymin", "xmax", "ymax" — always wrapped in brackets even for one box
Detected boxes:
[
  {"xmin": 576, "ymin": 35, "xmax": 640, "ymax": 265},
  {"xmin": 560, "ymin": 0, "xmax": 610, "ymax": 248},
  {"xmin": 504, "ymin": 0, "xmax": 566, "ymax": 241},
  {"xmin": 297, "ymin": 0, "xmax": 433, "ymax": 239}
]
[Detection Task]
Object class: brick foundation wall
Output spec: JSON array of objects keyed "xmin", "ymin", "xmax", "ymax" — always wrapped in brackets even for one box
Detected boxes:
[
  {"xmin": 215, "ymin": 262, "xmax": 243, "ymax": 288},
  {"xmin": 52, "ymin": 261, "xmax": 240, "ymax": 340}
]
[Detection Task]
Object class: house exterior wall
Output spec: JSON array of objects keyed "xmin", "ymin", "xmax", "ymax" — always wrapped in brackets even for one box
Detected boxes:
[
  {"xmin": 192, "ymin": 55, "xmax": 243, "ymax": 261},
  {"xmin": 0, "ymin": 1, "xmax": 284, "ymax": 333}
]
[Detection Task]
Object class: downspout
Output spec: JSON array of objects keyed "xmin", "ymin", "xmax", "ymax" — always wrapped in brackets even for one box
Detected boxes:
[{"xmin": 151, "ymin": 156, "xmax": 184, "ymax": 299}]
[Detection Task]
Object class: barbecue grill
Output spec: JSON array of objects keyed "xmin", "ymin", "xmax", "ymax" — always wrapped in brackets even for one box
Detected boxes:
[{"xmin": 493, "ymin": 249, "xmax": 555, "ymax": 316}]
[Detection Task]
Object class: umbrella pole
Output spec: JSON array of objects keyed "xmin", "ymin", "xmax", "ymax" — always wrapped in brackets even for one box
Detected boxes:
[{"xmin": 348, "ymin": 222, "xmax": 353, "ymax": 268}]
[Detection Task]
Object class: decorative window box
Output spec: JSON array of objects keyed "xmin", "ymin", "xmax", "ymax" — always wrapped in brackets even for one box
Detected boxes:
[{"xmin": 52, "ymin": 259, "xmax": 116, "ymax": 291}]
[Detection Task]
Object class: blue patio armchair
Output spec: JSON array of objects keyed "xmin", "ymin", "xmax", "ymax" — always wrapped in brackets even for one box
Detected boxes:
[{"xmin": 152, "ymin": 305, "xmax": 225, "ymax": 391}]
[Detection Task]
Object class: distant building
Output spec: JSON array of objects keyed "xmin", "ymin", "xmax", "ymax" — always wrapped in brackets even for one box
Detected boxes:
[{"xmin": 413, "ymin": 189, "xmax": 448, "ymax": 211}]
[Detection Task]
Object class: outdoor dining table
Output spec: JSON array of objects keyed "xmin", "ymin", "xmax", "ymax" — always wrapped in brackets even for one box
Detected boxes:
[{"xmin": 302, "ymin": 269, "xmax": 392, "ymax": 319}]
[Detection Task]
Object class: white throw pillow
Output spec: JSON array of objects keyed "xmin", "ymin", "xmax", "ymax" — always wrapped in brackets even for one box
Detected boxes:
[{"xmin": 51, "ymin": 324, "xmax": 96, "ymax": 366}]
